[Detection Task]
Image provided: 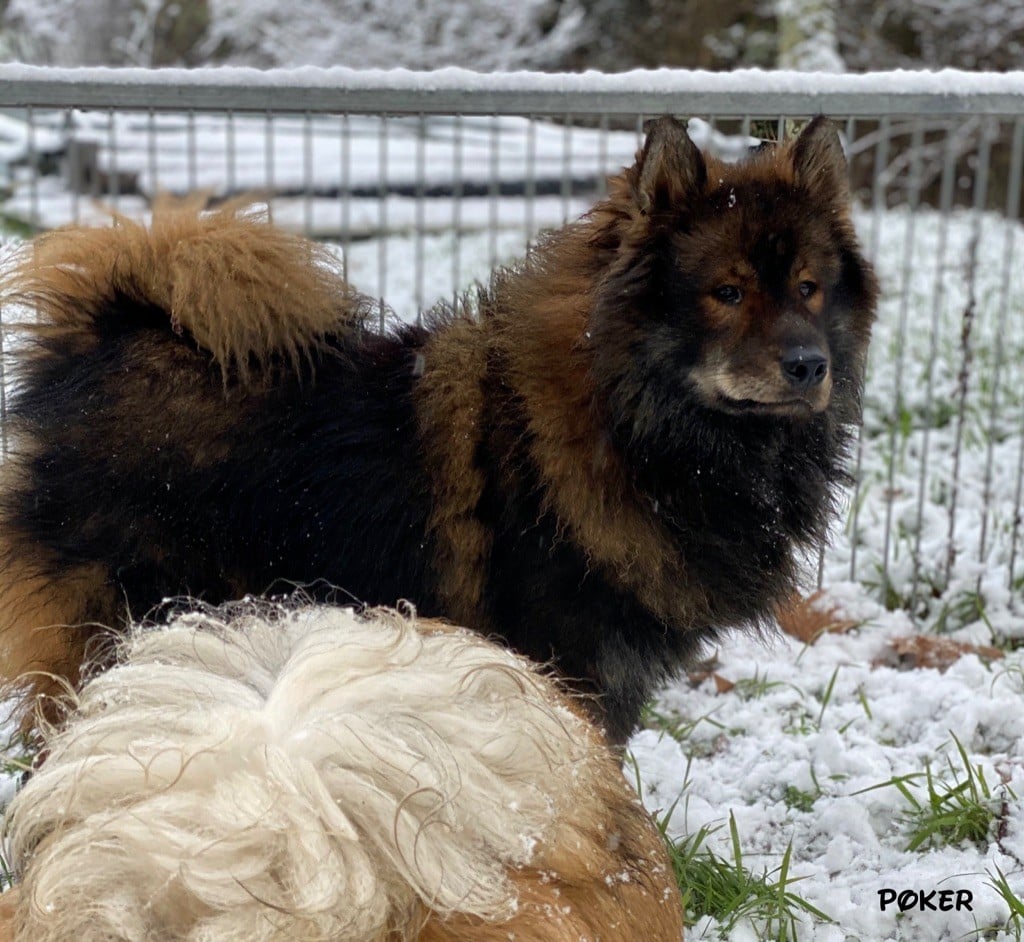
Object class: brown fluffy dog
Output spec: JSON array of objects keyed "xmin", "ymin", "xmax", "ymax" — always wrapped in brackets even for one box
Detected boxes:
[
  {"xmin": 0, "ymin": 603, "xmax": 684, "ymax": 940},
  {"xmin": 0, "ymin": 116, "xmax": 876, "ymax": 742}
]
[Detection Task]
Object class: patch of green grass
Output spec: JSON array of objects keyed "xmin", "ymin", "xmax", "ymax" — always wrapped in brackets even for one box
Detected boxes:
[
  {"xmin": 0, "ymin": 850, "xmax": 13, "ymax": 893},
  {"xmin": 782, "ymin": 785, "xmax": 817, "ymax": 814},
  {"xmin": 856, "ymin": 684, "xmax": 874, "ymax": 721},
  {"xmin": 782, "ymin": 704, "xmax": 816, "ymax": 737},
  {"xmin": 986, "ymin": 865, "xmax": 1024, "ymax": 941},
  {"xmin": 663, "ymin": 813, "xmax": 831, "ymax": 941},
  {"xmin": 932, "ymin": 588, "xmax": 992, "ymax": 637},
  {"xmin": 864, "ymin": 569, "xmax": 911, "ymax": 613},
  {"xmin": 782, "ymin": 767, "xmax": 825, "ymax": 814},
  {"xmin": 0, "ymin": 732, "xmax": 33, "ymax": 892},
  {"xmin": 857, "ymin": 733, "xmax": 1011, "ymax": 851},
  {"xmin": 733, "ymin": 670, "xmax": 802, "ymax": 701},
  {"xmin": 816, "ymin": 666, "xmax": 840, "ymax": 727},
  {"xmin": 643, "ymin": 705, "xmax": 708, "ymax": 744},
  {"xmin": 641, "ymin": 705, "xmax": 743, "ymax": 757},
  {"xmin": 0, "ymin": 731, "xmax": 36, "ymax": 782},
  {"xmin": 633, "ymin": 750, "xmax": 831, "ymax": 940},
  {"xmin": 0, "ymin": 212, "xmax": 36, "ymax": 238}
]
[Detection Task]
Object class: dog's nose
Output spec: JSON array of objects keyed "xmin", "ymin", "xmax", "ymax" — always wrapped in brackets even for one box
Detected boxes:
[{"xmin": 780, "ymin": 346, "xmax": 829, "ymax": 391}]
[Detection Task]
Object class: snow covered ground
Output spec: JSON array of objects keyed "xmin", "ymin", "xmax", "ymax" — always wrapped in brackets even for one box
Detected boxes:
[
  {"xmin": 0, "ymin": 118, "xmax": 1023, "ymax": 940},
  {"xmin": 633, "ymin": 205, "xmax": 1024, "ymax": 941}
]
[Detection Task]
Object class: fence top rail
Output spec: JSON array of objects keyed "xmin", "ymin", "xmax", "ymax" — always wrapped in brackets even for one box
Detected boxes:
[{"xmin": 0, "ymin": 63, "xmax": 1023, "ymax": 117}]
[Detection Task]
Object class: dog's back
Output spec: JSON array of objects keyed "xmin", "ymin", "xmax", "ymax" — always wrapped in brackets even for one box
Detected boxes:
[{"xmin": 0, "ymin": 203, "xmax": 444, "ymax": 710}]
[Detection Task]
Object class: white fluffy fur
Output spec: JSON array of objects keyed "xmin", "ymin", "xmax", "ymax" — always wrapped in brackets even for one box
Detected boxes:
[{"xmin": 4, "ymin": 604, "xmax": 601, "ymax": 941}]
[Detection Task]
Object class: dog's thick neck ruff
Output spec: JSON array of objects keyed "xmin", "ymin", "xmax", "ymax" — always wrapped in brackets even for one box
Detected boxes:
[{"xmin": 0, "ymin": 118, "xmax": 875, "ymax": 743}]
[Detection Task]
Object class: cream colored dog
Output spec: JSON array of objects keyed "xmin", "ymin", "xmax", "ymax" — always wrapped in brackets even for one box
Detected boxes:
[{"xmin": 0, "ymin": 603, "xmax": 684, "ymax": 941}]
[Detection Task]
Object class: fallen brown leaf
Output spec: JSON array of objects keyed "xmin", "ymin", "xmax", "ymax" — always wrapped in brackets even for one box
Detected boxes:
[
  {"xmin": 875, "ymin": 634, "xmax": 1005, "ymax": 672},
  {"xmin": 686, "ymin": 670, "xmax": 736, "ymax": 694},
  {"xmin": 776, "ymin": 590, "xmax": 859, "ymax": 644}
]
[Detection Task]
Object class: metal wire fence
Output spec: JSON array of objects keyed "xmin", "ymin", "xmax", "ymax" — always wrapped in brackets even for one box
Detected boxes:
[{"xmin": 0, "ymin": 65, "xmax": 1022, "ymax": 626}]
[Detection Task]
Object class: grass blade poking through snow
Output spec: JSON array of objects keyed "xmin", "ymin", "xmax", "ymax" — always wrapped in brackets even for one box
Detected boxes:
[
  {"xmin": 857, "ymin": 732, "xmax": 1013, "ymax": 851},
  {"xmin": 663, "ymin": 812, "xmax": 831, "ymax": 941}
]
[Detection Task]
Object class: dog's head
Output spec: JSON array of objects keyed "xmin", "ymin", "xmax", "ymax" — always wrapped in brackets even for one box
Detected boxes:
[{"xmin": 588, "ymin": 115, "xmax": 877, "ymax": 451}]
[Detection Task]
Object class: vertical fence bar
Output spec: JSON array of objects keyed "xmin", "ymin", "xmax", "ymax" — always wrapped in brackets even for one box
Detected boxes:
[
  {"xmin": 867, "ymin": 118, "xmax": 892, "ymax": 264},
  {"xmin": 415, "ymin": 113, "xmax": 427, "ymax": 323},
  {"xmin": 340, "ymin": 112, "xmax": 351, "ymax": 287},
  {"xmin": 561, "ymin": 113, "xmax": 573, "ymax": 223},
  {"xmin": 597, "ymin": 112, "xmax": 610, "ymax": 199},
  {"xmin": 107, "ymin": 107, "xmax": 120, "ymax": 213},
  {"xmin": 264, "ymin": 111, "xmax": 275, "ymax": 224},
  {"xmin": 827, "ymin": 114, "xmax": 860, "ymax": 589},
  {"xmin": 68, "ymin": 109, "xmax": 81, "ymax": 224},
  {"xmin": 488, "ymin": 114, "xmax": 500, "ymax": 270},
  {"xmin": 303, "ymin": 111, "xmax": 314, "ymax": 238},
  {"xmin": 850, "ymin": 115, "xmax": 893, "ymax": 584},
  {"xmin": 451, "ymin": 113, "xmax": 464, "ymax": 311},
  {"xmin": 377, "ymin": 114, "xmax": 389, "ymax": 331},
  {"xmin": 26, "ymin": 106, "xmax": 39, "ymax": 230},
  {"xmin": 978, "ymin": 118, "xmax": 1024, "ymax": 571},
  {"xmin": 146, "ymin": 107, "xmax": 159, "ymax": 208},
  {"xmin": 524, "ymin": 115, "xmax": 537, "ymax": 249},
  {"xmin": 909, "ymin": 120, "xmax": 958, "ymax": 609},
  {"xmin": 1010, "ymin": 386, "xmax": 1024, "ymax": 598},
  {"xmin": 0, "ymin": 292, "xmax": 6, "ymax": 458},
  {"xmin": 186, "ymin": 109, "xmax": 197, "ymax": 194},
  {"xmin": 944, "ymin": 120, "xmax": 994, "ymax": 587},
  {"xmin": 225, "ymin": 110, "xmax": 237, "ymax": 198},
  {"xmin": 1007, "ymin": 129, "xmax": 1024, "ymax": 598},
  {"xmin": 880, "ymin": 117, "xmax": 922, "ymax": 603},
  {"xmin": 0, "ymin": 309, "xmax": 6, "ymax": 458}
]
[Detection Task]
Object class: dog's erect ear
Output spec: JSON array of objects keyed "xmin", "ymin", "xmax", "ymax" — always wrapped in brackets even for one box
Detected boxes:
[
  {"xmin": 791, "ymin": 116, "xmax": 849, "ymax": 203},
  {"xmin": 635, "ymin": 116, "xmax": 706, "ymax": 215}
]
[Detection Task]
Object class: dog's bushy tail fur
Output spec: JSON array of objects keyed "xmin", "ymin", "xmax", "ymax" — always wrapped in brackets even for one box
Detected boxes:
[
  {"xmin": 5, "ymin": 198, "xmax": 362, "ymax": 384},
  {"xmin": 0, "ymin": 202, "xmax": 374, "ymax": 718},
  {"xmin": 2, "ymin": 604, "xmax": 684, "ymax": 941}
]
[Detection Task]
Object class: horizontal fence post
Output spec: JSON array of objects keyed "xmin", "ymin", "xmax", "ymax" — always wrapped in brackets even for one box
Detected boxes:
[{"xmin": 1, "ymin": 65, "xmax": 1024, "ymax": 117}]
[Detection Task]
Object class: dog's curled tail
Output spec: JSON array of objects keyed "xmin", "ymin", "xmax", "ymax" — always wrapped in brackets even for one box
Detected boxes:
[
  {"xmin": 4, "ymin": 199, "xmax": 365, "ymax": 384},
  {"xmin": 1, "ymin": 603, "xmax": 683, "ymax": 941}
]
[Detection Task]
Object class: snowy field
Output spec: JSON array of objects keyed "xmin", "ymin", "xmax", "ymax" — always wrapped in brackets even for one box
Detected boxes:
[
  {"xmin": 635, "ymin": 205, "xmax": 1024, "ymax": 942},
  {"xmin": 1, "ymin": 116, "xmax": 1023, "ymax": 940}
]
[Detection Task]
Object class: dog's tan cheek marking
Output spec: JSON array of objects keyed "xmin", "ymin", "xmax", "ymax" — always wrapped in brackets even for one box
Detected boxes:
[{"xmin": 687, "ymin": 347, "xmax": 730, "ymax": 402}]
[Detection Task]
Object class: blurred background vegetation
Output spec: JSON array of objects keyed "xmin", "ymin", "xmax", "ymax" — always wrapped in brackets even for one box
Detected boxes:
[{"xmin": 0, "ymin": 0, "xmax": 1019, "ymax": 74}]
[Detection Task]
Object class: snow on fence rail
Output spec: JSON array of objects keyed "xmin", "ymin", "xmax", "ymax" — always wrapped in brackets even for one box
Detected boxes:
[{"xmin": 0, "ymin": 65, "xmax": 1022, "ymax": 632}]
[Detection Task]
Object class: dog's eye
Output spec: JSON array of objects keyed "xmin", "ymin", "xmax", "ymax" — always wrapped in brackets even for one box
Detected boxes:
[
  {"xmin": 798, "ymin": 280, "xmax": 817, "ymax": 299},
  {"xmin": 714, "ymin": 285, "xmax": 743, "ymax": 305}
]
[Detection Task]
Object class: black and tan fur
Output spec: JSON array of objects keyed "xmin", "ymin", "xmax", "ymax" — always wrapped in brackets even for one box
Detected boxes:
[{"xmin": 0, "ymin": 117, "xmax": 876, "ymax": 742}]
